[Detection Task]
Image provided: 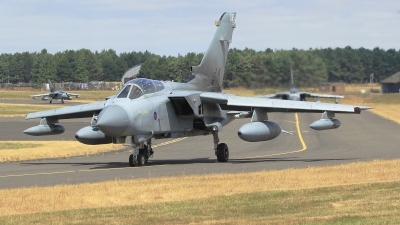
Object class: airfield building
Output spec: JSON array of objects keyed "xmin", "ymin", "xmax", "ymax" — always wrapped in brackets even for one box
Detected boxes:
[
  {"xmin": 319, "ymin": 82, "xmax": 345, "ymax": 93},
  {"xmin": 381, "ymin": 72, "xmax": 400, "ymax": 94}
]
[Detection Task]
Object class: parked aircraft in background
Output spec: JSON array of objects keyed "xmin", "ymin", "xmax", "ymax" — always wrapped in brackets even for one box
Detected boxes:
[
  {"xmin": 30, "ymin": 79, "xmax": 80, "ymax": 103},
  {"xmin": 263, "ymin": 68, "xmax": 344, "ymax": 103},
  {"xmin": 24, "ymin": 12, "xmax": 370, "ymax": 167}
]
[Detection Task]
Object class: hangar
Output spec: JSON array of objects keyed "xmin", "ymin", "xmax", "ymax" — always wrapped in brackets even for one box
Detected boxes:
[{"xmin": 381, "ymin": 72, "xmax": 400, "ymax": 94}]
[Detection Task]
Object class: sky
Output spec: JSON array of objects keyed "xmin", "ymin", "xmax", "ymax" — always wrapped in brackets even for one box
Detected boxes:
[{"xmin": 1, "ymin": 0, "xmax": 400, "ymax": 56}]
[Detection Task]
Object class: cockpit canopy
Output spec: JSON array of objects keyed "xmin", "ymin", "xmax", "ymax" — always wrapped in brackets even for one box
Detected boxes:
[
  {"xmin": 289, "ymin": 87, "xmax": 298, "ymax": 94},
  {"xmin": 116, "ymin": 78, "xmax": 165, "ymax": 99}
]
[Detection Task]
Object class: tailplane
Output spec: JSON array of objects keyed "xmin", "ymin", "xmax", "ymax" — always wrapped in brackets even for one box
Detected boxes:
[{"xmin": 190, "ymin": 12, "xmax": 236, "ymax": 92}]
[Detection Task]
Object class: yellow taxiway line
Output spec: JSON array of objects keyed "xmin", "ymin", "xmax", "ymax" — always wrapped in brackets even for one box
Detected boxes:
[{"xmin": 1, "ymin": 114, "xmax": 307, "ymax": 178}]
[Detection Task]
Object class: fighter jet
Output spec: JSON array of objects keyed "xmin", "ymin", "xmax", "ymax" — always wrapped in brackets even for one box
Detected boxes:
[
  {"xmin": 23, "ymin": 12, "xmax": 370, "ymax": 167},
  {"xmin": 262, "ymin": 68, "xmax": 344, "ymax": 103},
  {"xmin": 30, "ymin": 79, "xmax": 80, "ymax": 103}
]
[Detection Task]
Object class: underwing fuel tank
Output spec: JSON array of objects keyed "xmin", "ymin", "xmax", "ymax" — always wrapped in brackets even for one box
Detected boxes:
[
  {"xmin": 23, "ymin": 124, "xmax": 65, "ymax": 136},
  {"xmin": 238, "ymin": 121, "xmax": 282, "ymax": 142},
  {"xmin": 309, "ymin": 118, "xmax": 341, "ymax": 130},
  {"xmin": 75, "ymin": 126, "xmax": 113, "ymax": 145}
]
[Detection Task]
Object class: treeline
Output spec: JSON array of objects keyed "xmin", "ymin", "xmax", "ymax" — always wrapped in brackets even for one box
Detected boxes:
[
  {"xmin": 1, "ymin": 47, "xmax": 399, "ymax": 88},
  {"xmin": 0, "ymin": 49, "xmax": 154, "ymax": 84}
]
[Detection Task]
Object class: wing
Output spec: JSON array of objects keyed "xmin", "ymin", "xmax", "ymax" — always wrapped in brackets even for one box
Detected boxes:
[
  {"xmin": 200, "ymin": 92, "xmax": 369, "ymax": 113},
  {"xmin": 261, "ymin": 92, "xmax": 289, "ymax": 99},
  {"xmin": 29, "ymin": 93, "xmax": 50, "ymax": 98},
  {"xmin": 66, "ymin": 92, "xmax": 81, "ymax": 98},
  {"xmin": 299, "ymin": 92, "xmax": 344, "ymax": 99},
  {"xmin": 25, "ymin": 101, "xmax": 107, "ymax": 120}
]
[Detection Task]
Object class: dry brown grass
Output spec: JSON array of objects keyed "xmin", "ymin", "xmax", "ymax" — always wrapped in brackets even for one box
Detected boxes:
[
  {"xmin": 0, "ymin": 158, "xmax": 399, "ymax": 216},
  {"xmin": 0, "ymin": 141, "xmax": 123, "ymax": 162},
  {"xmin": 0, "ymin": 90, "xmax": 116, "ymax": 101},
  {"xmin": 0, "ymin": 103, "xmax": 66, "ymax": 117},
  {"xmin": 368, "ymin": 105, "xmax": 400, "ymax": 124},
  {"xmin": 344, "ymin": 83, "xmax": 380, "ymax": 92}
]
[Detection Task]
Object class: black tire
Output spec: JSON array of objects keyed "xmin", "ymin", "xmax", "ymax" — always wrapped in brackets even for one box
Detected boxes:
[
  {"xmin": 217, "ymin": 143, "xmax": 229, "ymax": 162},
  {"xmin": 137, "ymin": 154, "xmax": 146, "ymax": 166},
  {"xmin": 129, "ymin": 154, "xmax": 135, "ymax": 167}
]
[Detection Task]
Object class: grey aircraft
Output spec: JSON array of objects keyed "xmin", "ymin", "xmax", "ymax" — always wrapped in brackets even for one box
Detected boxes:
[
  {"xmin": 262, "ymin": 68, "xmax": 344, "ymax": 103},
  {"xmin": 30, "ymin": 79, "xmax": 80, "ymax": 103},
  {"xmin": 24, "ymin": 12, "xmax": 370, "ymax": 166}
]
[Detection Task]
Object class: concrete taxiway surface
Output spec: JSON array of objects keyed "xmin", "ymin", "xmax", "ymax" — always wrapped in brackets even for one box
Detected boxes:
[{"xmin": 1, "ymin": 109, "xmax": 399, "ymax": 189}]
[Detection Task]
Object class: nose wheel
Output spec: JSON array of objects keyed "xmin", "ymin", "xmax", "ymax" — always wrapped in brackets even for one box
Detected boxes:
[{"xmin": 129, "ymin": 141, "xmax": 154, "ymax": 167}]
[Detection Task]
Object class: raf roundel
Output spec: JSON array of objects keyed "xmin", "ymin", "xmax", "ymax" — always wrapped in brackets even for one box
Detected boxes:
[{"xmin": 153, "ymin": 111, "xmax": 157, "ymax": 120}]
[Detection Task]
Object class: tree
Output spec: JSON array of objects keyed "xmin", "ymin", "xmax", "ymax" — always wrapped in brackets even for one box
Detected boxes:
[{"xmin": 31, "ymin": 49, "xmax": 57, "ymax": 84}]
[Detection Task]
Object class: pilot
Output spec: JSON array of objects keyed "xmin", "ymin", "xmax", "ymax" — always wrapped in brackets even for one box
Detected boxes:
[{"xmin": 129, "ymin": 86, "xmax": 143, "ymax": 99}]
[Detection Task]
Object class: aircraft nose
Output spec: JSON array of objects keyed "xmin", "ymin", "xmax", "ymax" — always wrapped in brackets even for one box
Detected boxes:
[{"xmin": 96, "ymin": 105, "xmax": 129, "ymax": 136}]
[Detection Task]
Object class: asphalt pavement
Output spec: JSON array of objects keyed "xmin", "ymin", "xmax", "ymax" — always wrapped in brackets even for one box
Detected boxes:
[{"xmin": 1, "ymin": 108, "xmax": 399, "ymax": 189}]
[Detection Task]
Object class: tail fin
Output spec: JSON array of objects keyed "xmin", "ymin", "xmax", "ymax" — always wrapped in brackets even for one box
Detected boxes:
[
  {"xmin": 290, "ymin": 67, "xmax": 294, "ymax": 87},
  {"xmin": 190, "ymin": 12, "xmax": 236, "ymax": 92},
  {"xmin": 48, "ymin": 79, "xmax": 55, "ymax": 92}
]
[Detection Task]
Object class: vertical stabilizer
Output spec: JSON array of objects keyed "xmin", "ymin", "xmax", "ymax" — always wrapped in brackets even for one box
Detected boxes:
[
  {"xmin": 48, "ymin": 79, "xmax": 55, "ymax": 92},
  {"xmin": 190, "ymin": 12, "xmax": 236, "ymax": 92},
  {"xmin": 290, "ymin": 67, "xmax": 294, "ymax": 87}
]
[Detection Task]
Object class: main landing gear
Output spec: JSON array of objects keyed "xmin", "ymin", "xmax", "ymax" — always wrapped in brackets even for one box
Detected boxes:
[
  {"xmin": 211, "ymin": 129, "xmax": 229, "ymax": 162},
  {"xmin": 129, "ymin": 140, "xmax": 154, "ymax": 167}
]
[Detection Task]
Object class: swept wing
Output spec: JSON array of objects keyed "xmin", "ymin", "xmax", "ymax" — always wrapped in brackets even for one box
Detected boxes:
[
  {"xmin": 26, "ymin": 101, "xmax": 107, "ymax": 120},
  {"xmin": 200, "ymin": 92, "xmax": 366, "ymax": 113}
]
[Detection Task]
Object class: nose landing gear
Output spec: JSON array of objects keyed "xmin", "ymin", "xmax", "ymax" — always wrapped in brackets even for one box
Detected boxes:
[{"xmin": 129, "ymin": 140, "xmax": 154, "ymax": 167}]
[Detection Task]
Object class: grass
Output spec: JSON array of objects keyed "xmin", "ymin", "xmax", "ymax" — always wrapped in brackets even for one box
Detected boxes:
[
  {"xmin": 2, "ymin": 183, "xmax": 400, "ymax": 224},
  {"xmin": 0, "ymin": 142, "xmax": 43, "ymax": 150},
  {"xmin": 1, "ymin": 86, "xmax": 400, "ymax": 224},
  {"xmin": 0, "ymin": 141, "xmax": 123, "ymax": 162},
  {"xmin": 0, "ymin": 159, "xmax": 400, "ymax": 224},
  {"xmin": 0, "ymin": 103, "xmax": 66, "ymax": 117},
  {"xmin": 0, "ymin": 90, "xmax": 117, "ymax": 101}
]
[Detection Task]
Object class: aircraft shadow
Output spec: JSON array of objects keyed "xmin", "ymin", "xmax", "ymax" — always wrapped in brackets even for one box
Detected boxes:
[
  {"xmin": 229, "ymin": 157, "xmax": 360, "ymax": 164},
  {"xmin": 20, "ymin": 156, "xmax": 359, "ymax": 170}
]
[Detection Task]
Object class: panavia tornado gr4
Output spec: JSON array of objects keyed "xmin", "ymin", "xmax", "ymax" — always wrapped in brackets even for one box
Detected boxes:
[
  {"xmin": 30, "ymin": 79, "xmax": 80, "ymax": 104},
  {"xmin": 262, "ymin": 68, "xmax": 344, "ymax": 103},
  {"xmin": 24, "ymin": 12, "xmax": 370, "ymax": 166}
]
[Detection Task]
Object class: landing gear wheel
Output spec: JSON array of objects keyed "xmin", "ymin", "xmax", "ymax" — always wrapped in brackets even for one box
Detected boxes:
[
  {"xmin": 216, "ymin": 143, "xmax": 229, "ymax": 162},
  {"xmin": 137, "ymin": 154, "xmax": 145, "ymax": 166},
  {"xmin": 49, "ymin": 100, "xmax": 52, "ymax": 104},
  {"xmin": 129, "ymin": 154, "xmax": 135, "ymax": 167}
]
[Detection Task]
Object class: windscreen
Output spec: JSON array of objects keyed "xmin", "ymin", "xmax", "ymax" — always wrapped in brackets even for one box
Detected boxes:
[
  {"xmin": 129, "ymin": 85, "xmax": 144, "ymax": 99},
  {"xmin": 117, "ymin": 85, "xmax": 131, "ymax": 98}
]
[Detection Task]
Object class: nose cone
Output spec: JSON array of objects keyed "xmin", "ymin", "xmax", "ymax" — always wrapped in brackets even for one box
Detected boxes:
[{"xmin": 96, "ymin": 105, "xmax": 129, "ymax": 136}]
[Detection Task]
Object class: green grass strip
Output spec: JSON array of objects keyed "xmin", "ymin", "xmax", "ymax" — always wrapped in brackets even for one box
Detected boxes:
[
  {"xmin": 2, "ymin": 181, "xmax": 400, "ymax": 225},
  {"xmin": 0, "ymin": 143, "xmax": 43, "ymax": 150}
]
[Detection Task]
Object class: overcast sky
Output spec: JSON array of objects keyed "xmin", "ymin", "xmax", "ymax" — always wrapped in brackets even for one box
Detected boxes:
[{"xmin": 1, "ymin": 0, "xmax": 400, "ymax": 56}]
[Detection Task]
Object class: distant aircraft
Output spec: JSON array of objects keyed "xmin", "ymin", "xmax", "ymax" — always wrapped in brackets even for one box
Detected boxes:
[
  {"xmin": 24, "ymin": 12, "xmax": 370, "ymax": 167},
  {"xmin": 30, "ymin": 79, "xmax": 80, "ymax": 103},
  {"xmin": 263, "ymin": 68, "xmax": 344, "ymax": 103}
]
